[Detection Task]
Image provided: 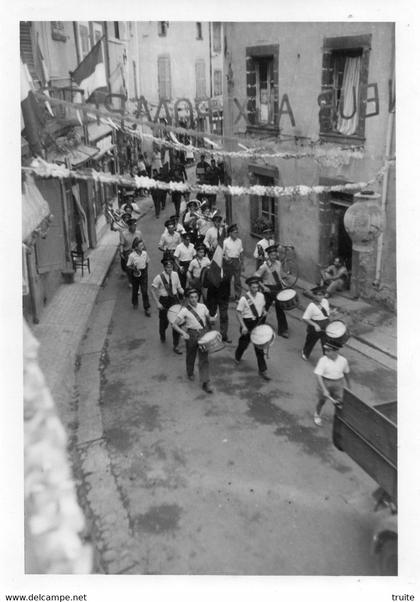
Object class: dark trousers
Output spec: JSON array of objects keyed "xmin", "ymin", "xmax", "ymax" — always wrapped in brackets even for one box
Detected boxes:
[
  {"xmin": 159, "ymin": 191, "xmax": 167, "ymax": 210},
  {"xmin": 151, "ymin": 193, "xmax": 160, "ymax": 217},
  {"xmin": 235, "ymin": 317, "xmax": 267, "ymax": 373},
  {"xmin": 172, "ymin": 192, "xmax": 182, "ymax": 218},
  {"xmin": 206, "ymin": 280, "xmax": 230, "ymax": 338},
  {"xmin": 159, "ymin": 296, "xmax": 180, "ymax": 347},
  {"xmin": 223, "ymin": 258, "xmax": 242, "ymax": 299},
  {"xmin": 303, "ymin": 324, "xmax": 327, "ymax": 358},
  {"xmin": 186, "ymin": 328, "xmax": 210, "ymax": 384},
  {"xmin": 178, "ymin": 261, "xmax": 190, "ymax": 290},
  {"xmin": 131, "ymin": 269, "xmax": 150, "ymax": 309},
  {"xmin": 264, "ymin": 292, "xmax": 288, "ymax": 334}
]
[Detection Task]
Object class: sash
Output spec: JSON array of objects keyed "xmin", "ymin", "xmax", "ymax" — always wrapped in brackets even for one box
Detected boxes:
[
  {"xmin": 270, "ymin": 266, "xmax": 282, "ymax": 288},
  {"xmin": 187, "ymin": 305, "xmax": 206, "ymax": 329},
  {"xmin": 246, "ymin": 293, "xmax": 260, "ymax": 321},
  {"xmin": 319, "ymin": 305, "xmax": 329, "ymax": 318},
  {"xmin": 160, "ymin": 272, "xmax": 172, "ymax": 296}
]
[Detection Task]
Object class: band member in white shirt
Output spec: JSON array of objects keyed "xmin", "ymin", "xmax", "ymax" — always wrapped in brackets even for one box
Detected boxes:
[
  {"xmin": 151, "ymin": 257, "xmax": 184, "ymax": 354},
  {"xmin": 234, "ymin": 276, "xmax": 270, "ymax": 380},
  {"xmin": 172, "ymin": 288, "xmax": 215, "ymax": 394},
  {"xmin": 187, "ymin": 244, "xmax": 211, "ymax": 295},
  {"xmin": 223, "ymin": 224, "xmax": 243, "ymax": 300},
  {"xmin": 203, "ymin": 213, "xmax": 226, "ymax": 258},
  {"xmin": 174, "ymin": 232, "xmax": 196, "ymax": 289},
  {"xmin": 253, "ymin": 226, "xmax": 276, "ymax": 269},
  {"xmin": 126, "ymin": 238, "xmax": 151, "ymax": 315},
  {"xmin": 119, "ymin": 218, "xmax": 143, "ymax": 279},
  {"xmin": 159, "ymin": 220, "xmax": 182, "ymax": 260},
  {"xmin": 301, "ymin": 289, "xmax": 331, "ymax": 360},
  {"xmin": 313, "ymin": 343, "xmax": 351, "ymax": 426},
  {"xmin": 255, "ymin": 244, "xmax": 289, "ymax": 338}
]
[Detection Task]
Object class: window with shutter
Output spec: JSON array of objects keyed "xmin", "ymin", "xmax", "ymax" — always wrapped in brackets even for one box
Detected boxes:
[
  {"xmin": 195, "ymin": 60, "xmax": 206, "ymax": 99},
  {"xmin": 249, "ymin": 167, "xmax": 278, "ymax": 238},
  {"xmin": 214, "ymin": 69, "xmax": 222, "ymax": 96},
  {"xmin": 213, "ymin": 22, "xmax": 221, "ymax": 53},
  {"xmin": 158, "ymin": 56, "xmax": 171, "ymax": 100},
  {"xmin": 246, "ymin": 45, "xmax": 279, "ymax": 133},
  {"xmin": 20, "ymin": 22, "xmax": 37, "ymax": 82}
]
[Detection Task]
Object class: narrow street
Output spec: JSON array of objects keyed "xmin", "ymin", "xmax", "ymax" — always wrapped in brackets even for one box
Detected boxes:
[{"xmin": 73, "ymin": 196, "xmax": 397, "ymax": 575}]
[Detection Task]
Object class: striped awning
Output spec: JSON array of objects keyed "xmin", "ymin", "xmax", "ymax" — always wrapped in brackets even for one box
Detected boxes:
[{"xmin": 22, "ymin": 174, "xmax": 51, "ymax": 241}]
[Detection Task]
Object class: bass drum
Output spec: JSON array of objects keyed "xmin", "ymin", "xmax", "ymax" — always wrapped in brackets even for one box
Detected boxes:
[{"xmin": 325, "ymin": 320, "xmax": 349, "ymax": 347}]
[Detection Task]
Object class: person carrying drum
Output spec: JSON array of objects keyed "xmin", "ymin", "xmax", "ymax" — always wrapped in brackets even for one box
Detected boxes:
[
  {"xmin": 126, "ymin": 238, "xmax": 151, "ymax": 315},
  {"xmin": 301, "ymin": 289, "xmax": 331, "ymax": 360},
  {"xmin": 174, "ymin": 232, "xmax": 196, "ymax": 289},
  {"xmin": 234, "ymin": 276, "xmax": 270, "ymax": 381},
  {"xmin": 313, "ymin": 342, "xmax": 351, "ymax": 426},
  {"xmin": 253, "ymin": 226, "xmax": 276, "ymax": 270},
  {"xmin": 119, "ymin": 218, "xmax": 143, "ymax": 283},
  {"xmin": 255, "ymin": 244, "xmax": 289, "ymax": 338},
  {"xmin": 172, "ymin": 288, "xmax": 215, "ymax": 394},
  {"xmin": 151, "ymin": 257, "xmax": 184, "ymax": 355}
]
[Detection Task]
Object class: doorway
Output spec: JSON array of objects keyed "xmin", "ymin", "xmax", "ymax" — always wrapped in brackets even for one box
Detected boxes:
[{"xmin": 329, "ymin": 192, "xmax": 353, "ymax": 282}]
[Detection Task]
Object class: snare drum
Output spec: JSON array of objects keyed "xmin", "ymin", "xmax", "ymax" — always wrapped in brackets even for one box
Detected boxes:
[
  {"xmin": 167, "ymin": 304, "xmax": 183, "ymax": 325},
  {"xmin": 198, "ymin": 330, "xmax": 225, "ymax": 353},
  {"xmin": 276, "ymin": 288, "xmax": 298, "ymax": 310},
  {"xmin": 250, "ymin": 324, "xmax": 275, "ymax": 351},
  {"xmin": 325, "ymin": 320, "xmax": 349, "ymax": 347}
]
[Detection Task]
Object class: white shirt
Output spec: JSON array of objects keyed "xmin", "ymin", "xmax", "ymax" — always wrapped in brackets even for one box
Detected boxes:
[
  {"xmin": 197, "ymin": 217, "xmax": 212, "ymax": 236},
  {"xmin": 119, "ymin": 229, "xmax": 143, "ymax": 252},
  {"xmin": 126, "ymin": 250, "xmax": 149, "ymax": 273},
  {"xmin": 302, "ymin": 299, "xmax": 330, "ymax": 322},
  {"xmin": 174, "ymin": 242, "xmax": 196, "ymax": 262},
  {"xmin": 204, "ymin": 225, "xmax": 225, "ymax": 250},
  {"xmin": 253, "ymin": 238, "xmax": 276, "ymax": 259},
  {"xmin": 314, "ymin": 355, "xmax": 350, "ymax": 380},
  {"xmin": 223, "ymin": 236, "xmax": 243, "ymax": 258},
  {"xmin": 255, "ymin": 259, "xmax": 283, "ymax": 286},
  {"xmin": 236, "ymin": 292, "xmax": 266, "ymax": 319},
  {"xmin": 188, "ymin": 256, "xmax": 211, "ymax": 279},
  {"xmin": 177, "ymin": 303, "xmax": 210, "ymax": 330},
  {"xmin": 151, "ymin": 271, "xmax": 182, "ymax": 297},
  {"xmin": 159, "ymin": 231, "xmax": 182, "ymax": 251}
]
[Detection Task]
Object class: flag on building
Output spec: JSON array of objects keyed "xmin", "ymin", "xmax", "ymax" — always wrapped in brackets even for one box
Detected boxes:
[
  {"xmin": 21, "ymin": 59, "xmax": 45, "ymax": 157},
  {"xmin": 71, "ymin": 39, "xmax": 107, "ymax": 103}
]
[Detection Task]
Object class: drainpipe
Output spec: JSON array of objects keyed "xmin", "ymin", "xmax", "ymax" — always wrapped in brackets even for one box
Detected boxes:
[{"xmin": 374, "ymin": 39, "xmax": 395, "ymax": 287}]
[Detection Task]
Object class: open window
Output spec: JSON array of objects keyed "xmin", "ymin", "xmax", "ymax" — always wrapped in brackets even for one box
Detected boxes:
[
  {"xmin": 249, "ymin": 165, "xmax": 278, "ymax": 238},
  {"xmin": 319, "ymin": 35, "xmax": 371, "ymax": 144},
  {"xmin": 246, "ymin": 45, "xmax": 279, "ymax": 132}
]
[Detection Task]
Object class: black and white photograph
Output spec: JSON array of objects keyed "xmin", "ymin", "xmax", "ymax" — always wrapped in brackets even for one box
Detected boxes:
[{"xmin": 2, "ymin": 0, "xmax": 419, "ymax": 600}]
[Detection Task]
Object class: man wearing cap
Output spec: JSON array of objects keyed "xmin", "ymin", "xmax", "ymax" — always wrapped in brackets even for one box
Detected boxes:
[
  {"xmin": 151, "ymin": 258, "xmax": 184, "ymax": 354},
  {"xmin": 255, "ymin": 244, "xmax": 289, "ymax": 338},
  {"xmin": 119, "ymin": 218, "xmax": 143, "ymax": 281},
  {"xmin": 313, "ymin": 343, "xmax": 351, "ymax": 426},
  {"xmin": 203, "ymin": 213, "xmax": 227, "ymax": 258},
  {"xmin": 187, "ymin": 244, "xmax": 211, "ymax": 293},
  {"xmin": 174, "ymin": 232, "xmax": 196, "ymax": 289},
  {"xmin": 223, "ymin": 224, "xmax": 243, "ymax": 300},
  {"xmin": 126, "ymin": 238, "xmax": 151, "ymax": 315},
  {"xmin": 172, "ymin": 288, "xmax": 214, "ymax": 394},
  {"xmin": 183, "ymin": 199, "xmax": 201, "ymax": 228},
  {"xmin": 254, "ymin": 226, "xmax": 276, "ymax": 269},
  {"xmin": 159, "ymin": 220, "xmax": 182, "ymax": 259},
  {"xmin": 164, "ymin": 216, "xmax": 185, "ymax": 236},
  {"xmin": 301, "ymin": 289, "xmax": 331, "ymax": 360},
  {"xmin": 234, "ymin": 276, "xmax": 270, "ymax": 380}
]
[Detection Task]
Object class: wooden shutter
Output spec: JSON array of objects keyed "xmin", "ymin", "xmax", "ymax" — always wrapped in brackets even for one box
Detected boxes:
[
  {"xmin": 214, "ymin": 69, "xmax": 222, "ymax": 95},
  {"xmin": 158, "ymin": 56, "xmax": 171, "ymax": 100},
  {"xmin": 246, "ymin": 55, "xmax": 257, "ymax": 125},
  {"xmin": 195, "ymin": 60, "xmax": 206, "ymax": 99},
  {"xmin": 20, "ymin": 22, "xmax": 37, "ymax": 82},
  {"xmin": 213, "ymin": 23, "xmax": 221, "ymax": 53}
]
